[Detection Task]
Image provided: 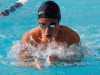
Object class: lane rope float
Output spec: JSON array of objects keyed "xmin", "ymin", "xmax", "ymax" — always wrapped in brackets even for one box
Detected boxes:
[{"xmin": 0, "ymin": 0, "xmax": 28, "ymax": 16}]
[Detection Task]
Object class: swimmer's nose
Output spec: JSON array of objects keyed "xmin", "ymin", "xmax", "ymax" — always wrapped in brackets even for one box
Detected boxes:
[{"xmin": 45, "ymin": 27, "xmax": 51, "ymax": 34}]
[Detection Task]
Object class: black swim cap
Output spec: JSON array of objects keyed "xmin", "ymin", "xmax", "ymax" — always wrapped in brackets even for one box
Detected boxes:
[{"xmin": 38, "ymin": 1, "xmax": 61, "ymax": 22}]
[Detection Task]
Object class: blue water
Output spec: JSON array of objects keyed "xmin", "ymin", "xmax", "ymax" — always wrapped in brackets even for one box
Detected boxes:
[{"xmin": 0, "ymin": 0, "xmax": 100, "ymax": 75}]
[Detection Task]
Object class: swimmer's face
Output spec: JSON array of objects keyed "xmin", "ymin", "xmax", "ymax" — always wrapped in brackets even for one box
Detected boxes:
[{"xmin": 38, "ymin": 18, "xmax": 59, "ymax": 40}]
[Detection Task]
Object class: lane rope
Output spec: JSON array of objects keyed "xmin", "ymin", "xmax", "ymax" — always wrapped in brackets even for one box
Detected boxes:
[{"xmin": 0, "ymin": 0, "xmax": 28, "ymax": 16}]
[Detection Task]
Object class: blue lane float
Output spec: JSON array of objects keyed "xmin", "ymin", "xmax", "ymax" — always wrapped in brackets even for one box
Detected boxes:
[{"xmin": 0, "ymin": 0, "xmax": 27, "ymax": 16}]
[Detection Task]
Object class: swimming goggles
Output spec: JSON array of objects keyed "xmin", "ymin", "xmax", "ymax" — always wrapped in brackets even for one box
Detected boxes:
[{"xmin": 39, "ymin": 23, "xmax": 57, "ymax": 28}]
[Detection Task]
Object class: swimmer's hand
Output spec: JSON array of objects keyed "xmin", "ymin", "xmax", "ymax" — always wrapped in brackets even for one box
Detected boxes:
[
  {"xmin": 46, "ymin": 54, "xmax": 60, "ymax": 65},
  {"xmin": 34, "ymin": 58, "xmax": 43, "ymax": 70},
  {"xmin": 18, "ymin": 58, "xmax": 43, "ymax": 70},
  {"xmin": 46, "ymin": 52, "xmax": 84, "ymax": 65}
]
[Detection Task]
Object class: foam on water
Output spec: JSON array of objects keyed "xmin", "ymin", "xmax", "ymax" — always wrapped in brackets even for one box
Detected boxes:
[
  {"xmin": 7, "ymin": 39, "xmax": 95, "ymax": 66},
  {"xmin": 0, "ymin": 34, "xmax": 6, "ymax": 38}
]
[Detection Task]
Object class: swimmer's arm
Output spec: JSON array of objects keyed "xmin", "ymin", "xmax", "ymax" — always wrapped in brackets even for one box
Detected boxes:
[
  {"xmin": 18, "ymin": 50, "xmax": 35, "ymax": 66},
  {"xmin": 18, "ymin": 57, "xmax": 43, "ymax": 70},
  {"xmin": 18, "ymin": 51, "xmax": 43, "ymax": 70},
  {"xmin": 18, "ymin": 50, "xmax": 31, "ymax": 62},
  {"xmin": 17, "ymin": 31, "xmax": 43, "ymax": 69},
  {"xmin": 18, "ymin": 32, "xmax": 36, "ymax": 62}
]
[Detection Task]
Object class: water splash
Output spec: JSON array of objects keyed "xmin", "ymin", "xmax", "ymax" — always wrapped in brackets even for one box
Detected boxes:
[
  {"xmin": 17, "ymin": 0, "xmax": 28, "ymax": 4},
  {"xmin": 8, "ymin": 41, "xmax": 85, "ymax": 60},
  {"xmin": 0, "ymin": 34, "xmax": 6, "ymax": 38},
  {"xmin": 7, "ymin": 40, "xmax": 95, "ymax": 66}
]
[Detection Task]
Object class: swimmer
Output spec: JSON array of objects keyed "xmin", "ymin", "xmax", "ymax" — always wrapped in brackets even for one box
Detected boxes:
[{"xmin": 18, "ymin": 1, "xmax": 84, "ymax": 70}]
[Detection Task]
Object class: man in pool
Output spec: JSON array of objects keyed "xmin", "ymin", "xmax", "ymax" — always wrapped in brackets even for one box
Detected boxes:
[{"xmin": 18, "ymin": 1, "xmax": 84, "ymax": 70}]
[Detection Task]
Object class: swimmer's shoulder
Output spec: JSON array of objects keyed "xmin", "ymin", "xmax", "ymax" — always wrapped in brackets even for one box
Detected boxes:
[
  {"xmin": 23, "ymin": 26, "xmax": 40, "ymax": 36},
  {"xmin": 59, "ymin": 25, "xmax": 80, "ymax": 43},
  {"xmin": 59, "ymin": 25, "xmax": 79, "ymax": 36},
  {"xmin": 21, "ymin": 26, "xmax": 41, "ymax": 43}
]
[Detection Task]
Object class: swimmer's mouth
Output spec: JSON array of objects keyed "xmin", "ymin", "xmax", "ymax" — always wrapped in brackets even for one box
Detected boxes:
[{"xmin": 46, "ymin": 35, "xmax": 51, "ymax": 38}]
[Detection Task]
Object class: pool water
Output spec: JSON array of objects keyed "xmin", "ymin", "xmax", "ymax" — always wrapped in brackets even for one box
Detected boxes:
[{"xmin": 0, "ymin": 0, "xmax": 100, "ymax": 75}]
